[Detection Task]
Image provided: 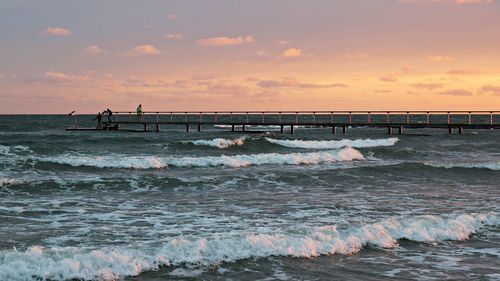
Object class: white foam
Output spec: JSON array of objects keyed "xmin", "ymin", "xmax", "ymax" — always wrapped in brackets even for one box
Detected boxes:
[
  {"xmin": 41, "ymin": 147, "xmax": 364, "ymax": 169},
  {"xmin": 265, "ymin": 137, "xmax": 399, "ymax": 149},
  {"xmin": 185, "ymin": 137, "xmax": 246, "ymax": 148},
  {"xmin": 0, "ymin": 145, "xmax": 32, "ymax": 156},
  {"xmin": 0, "ymin": 178, "xmax": 18, "ymax": 187},
  {"xmin": 424, "ymin": 161, "xmax": 500, "ymax": 171},
  {"xmin": 0, "ymin": 213, "xmax": 497, "ymax": 281},
  {"xmin": 43, "ymin": 155, "xmax": 167, "ymax": 169}
]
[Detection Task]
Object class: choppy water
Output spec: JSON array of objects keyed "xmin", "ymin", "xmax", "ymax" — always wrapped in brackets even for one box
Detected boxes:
[{"xmin": 0, "ymin": 115, "xmax": 499, "ymax": 281}]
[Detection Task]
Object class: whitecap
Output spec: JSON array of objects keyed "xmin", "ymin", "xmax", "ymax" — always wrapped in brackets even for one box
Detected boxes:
[
  {"xmin": 0, "ymin": 212, "xmax": 496, "ymax": 281},
  {"xmin": 40, "ymin": 147, "xmax": 364, "ymax": 169},
  {"xmin": 265, "ymin": 137, "xmax": 399, "ymax": 149},
  {"xmin": 424, "ymin": 161, "xmax": 500, "ymax": 171},
  {"xmin": 185, "ymin": 137, "xmax": 246, "ymax": 149}
]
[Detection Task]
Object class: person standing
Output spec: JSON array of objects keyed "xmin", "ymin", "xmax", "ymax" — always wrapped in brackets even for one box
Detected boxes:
[
  {"xmin": 106, "ymin": 108, "xmax": 113, "ymax": 122},
  {"xmin": 94, "ymin": 112, "xmax": 103, "ymax": 129},
  {"xmin": 136, "ymin": 104, "xmax": 143, "ymax": 121}
]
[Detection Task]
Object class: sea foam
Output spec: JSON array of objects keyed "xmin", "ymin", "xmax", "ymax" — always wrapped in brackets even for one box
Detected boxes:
[
  {"xmin": 41, "ymin": 147, "xmax": 364, "ymax": 169},
  {"xmin": 185, "ymin": 137, "xmax": 246, "ymax": 148},
  {"xmin": 424, "ymin": 161, "xmax": 500, "ymax": 171},
  {"xmin": 0, "ymin": 212, "xmax": 496, "ymax": 281},
  {"xmin": 265, "ymin": 137, "xmax": 399, "ymax": 149}
]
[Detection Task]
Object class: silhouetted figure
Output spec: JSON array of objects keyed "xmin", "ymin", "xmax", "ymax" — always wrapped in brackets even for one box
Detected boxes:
[
  {"xmin": 136, "ymin": 104, "xmax": 143, "ymax": 121},
  {"xmin": 106, "ymin": 108, "xmax": 113, "ymax": 122},
  {"xmin": 95, "ymin": 112, "xmax": 103, "ymax": 130}
]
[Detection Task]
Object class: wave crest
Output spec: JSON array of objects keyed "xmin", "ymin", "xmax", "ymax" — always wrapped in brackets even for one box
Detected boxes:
[
  {"xmin": 42, "ymin": 147, "xmax": 364, "ymax": 169},
  {"xmin": 185, "ymin": 137, "xmax": 246, "ymax": 148},
  {"xmin": 424, "ymin": 161, "xmax": 500, "ymax": 171},
  {"xmin": 0, "ymin": 212, "xmax": 496, "ymax": 281},
  {"xmin": 265, "ymin": 137, "xmax": 398, "ymax": 149}
]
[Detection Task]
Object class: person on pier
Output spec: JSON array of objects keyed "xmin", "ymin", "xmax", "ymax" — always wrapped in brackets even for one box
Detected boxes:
[
  {"xmin": 136, "ymin": 104, "xmax": 143, "ymax": 121},
  {"xmin": 94, "ymin": 112, "xmax": 103, "ymax": 130},
  {"xmin": 105, "ymin": 108, "xmax": 113, "ymax": 122}
]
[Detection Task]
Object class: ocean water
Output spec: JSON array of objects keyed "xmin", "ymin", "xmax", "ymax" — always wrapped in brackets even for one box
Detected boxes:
[{"xmin": 0, "ymin": 115, "xmax": 499, "ymax": 281}]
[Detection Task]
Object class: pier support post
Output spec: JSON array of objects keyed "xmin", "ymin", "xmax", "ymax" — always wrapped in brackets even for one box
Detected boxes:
[
  {"xmin": 197, "ymin": 124, "xmax": 201, "ymax": 132},
  {"xmin": 290, "ymin": 125, "xmax": 294, "ymax": 135},
  {"xmin": 387, "ymin": 126, "xmax": 392, "ymax": 135},
  {"xmin": 342, "ymin": 126, "xmax": 347, "ymax": 135},
  {"xmin": 398, "ymin": 126, "xmax": 403, "ymax": 135},
  {"xmin": 231, "ymin": 125, "xmax": 235, "ymax": 132},
  {"xmin": 448, "ymin": 126, "xmax": 453, "ymax": 134},
  {"xmin": 280, "ymin": 125, "xmax": 284, "ymax": 134},
  {"xmin": 332, "ymin": 126, "xmax": 336, "ymax": 134},
  {"xmin": 242, "ymin": 125, "xmax": 246, "ymax": 132},
  {"xmin": 155, "ymin": 123, "xmax": 160, "ymax": 133},
  {"xmin": 143, "ymin": 123, "xmax": 147, "ymax": 132},
  {"xmin": 458, "ymin": 126, "xmax": 463, "ymax": 134},
  {"xmin": 186, "ymin": 124, "xmax": 190, "ymax": 132}
]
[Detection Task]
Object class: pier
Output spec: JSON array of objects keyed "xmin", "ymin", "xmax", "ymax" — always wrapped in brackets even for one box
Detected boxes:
[{"xmin": 67, "ymin": 111, "xmax": 500, "ymax": 134}]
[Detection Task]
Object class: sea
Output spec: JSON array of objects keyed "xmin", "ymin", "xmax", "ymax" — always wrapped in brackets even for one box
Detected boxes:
[{"xmin": 0, "ymin": 114, "xmax": 499, "ymax": 281}]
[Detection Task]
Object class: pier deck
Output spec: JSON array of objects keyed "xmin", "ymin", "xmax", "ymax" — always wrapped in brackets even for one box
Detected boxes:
[{"xmin": 66, "ymin": 111, "xmax": 500, "ymax": 134}]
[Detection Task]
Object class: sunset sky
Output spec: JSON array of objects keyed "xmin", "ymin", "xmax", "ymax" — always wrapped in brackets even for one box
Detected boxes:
[{"xmin": 1, "ymin": 0, "xmax": 500, "ymax": 113}]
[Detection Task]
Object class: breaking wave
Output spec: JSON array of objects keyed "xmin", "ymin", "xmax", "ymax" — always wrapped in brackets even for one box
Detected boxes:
[
  {"xmin": 0, "ymin": 212, "xmax": 496, "ymax": 281},
  {"xmin": 185, "ymin": 137, "xmax": 246, "ymax": 148},
  {"xmin": 424, "ymin": 161, "xmax": 500, "ymax": 171},
  {"xmin": 41, "ymin": 147, "xmax": 364, "ymax": 169},
  {"xmin": 265, "ymin": 137, "xmax": 399, "ymax": 149}
]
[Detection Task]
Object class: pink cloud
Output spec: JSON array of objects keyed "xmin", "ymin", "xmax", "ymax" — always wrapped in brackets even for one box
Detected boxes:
[
  {"xmin": 84, "ymin": 45, "xmax": 104, "ymax": 55},
  {"xmin": 340, "ymin": 53, "xmax": 370, "ymax": 61},
  {"xmin": 197, "ymin": 35, "xmax": 254, "ymax": 46},
  {"xmin": 447, "ymin": 69, "xmax": 481, "ymax": 75},
  {"xmin": 481, "ymin": 85, "xmax": 500, "ymax": 95},
  {"xmin": 42, "ymin": 27, "xmax": 71, "ymax": 36},
  {"xmin": 412, "ymin": 83, "xmax": 444, "ymax": 90},
  {"xmin": 282, "ymin": 48, "xmax": 303, "ymax": 58},
  {"xmin": 401, "ymin": 66, "xmax": 417, "ymax": 74},
  {"xmin": 258, "ymin": 78, "xmax": 347, "ymax": 88},
  {"xmin": 426, "ymin": 55, "xmax": 454, "ymax": 63},
  {"xmin": 118, "ymin": 45, "xmax": 161, "ymax": 57},
  {"xmin": 165, "ymin": 34, "xmax": 182, "ymax": 40},
  {"xmin": 438, "ymin": 89, "xmax": 473, "ymax": 96},
  {"xmin": 379, "ymin": 76, "xmax": 399, "ymax": 82},
  {"xmin": 167, "ymin": 14, "xmax": 179, "ymax": 20}
]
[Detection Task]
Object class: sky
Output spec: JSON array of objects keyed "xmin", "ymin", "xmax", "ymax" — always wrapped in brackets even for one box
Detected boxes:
[{"xmin": 1, "ymin": 0, "xmax": 500, "ymax": 114}]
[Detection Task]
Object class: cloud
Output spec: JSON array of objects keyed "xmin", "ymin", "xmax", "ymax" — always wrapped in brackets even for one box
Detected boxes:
[
  {"xmin": 84, "ymin": 45, "xmax": 104, "ymax": 55},
  {"xmin": 401, "ymin": 66, "xmax": 417, "ymax": 74},
  {"xmin": 118, "ymin": 44, "xmax": 161, "ymax": 57},
  {"xmin": 257, "ymin": 77, "xmax": 347, "ymax": 89},
  {"xmin": 40, "ymin": 71, "xmax": 88, "ymax": 86},
  {"xmin": 438, "ymin": 89, "xmax": 473, "ymax": 96},
  {"xmin": 278, "ymin": 40, "xmax": 290, "ymax": 45},
  {"xmin": 167, "ymin": 14, "xmax": 179, "ymax": 20},
  {"xmin": 480, "ymin": 85, "xmax": 500, "ymax": 95},
  {"xmin": 340, "ymin": 53, "xmax": 370, "ymax": 61},
  {"xmin": 42, "ymin": 27, "xmax": 71, "ymax": 36},
  {"xmin": 206, "ymin": 81, "xmax": 252, "ymax": 97},
  {"xmin": 197, "ymin": 35, "xmax": 254, "ymax": 46},
  {"xmin": 447, "ymin": 69, "xmax": 481, "ymax": 75},
  {"xmin": 398, "ymin": 0, "xmax": 493, "ymax": 4},
  {"xmin": 379, "ymin": 76, "xmax": 399, "ymax": 82},
  {"xmin": 282, "ymin": 48, "xmax": 303, "ymax": 58},
  {"xmin": 411, "ymin": 83, "xmax": 444, "ymax": 90},
  {"xmin": 426, "ymin": 55, "xmax": 454, "ymax": 63},
  {"xmin": 191, "ymin": 74, "xmax": 217, "ymax": 81},
  {"xmin": 165, "ymin": 34, "xmax": 182, "ymax": 40}
]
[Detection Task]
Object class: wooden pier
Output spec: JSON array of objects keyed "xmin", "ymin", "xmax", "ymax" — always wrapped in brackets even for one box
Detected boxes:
[{"xmin": 66, "ymin": 111, "xmax": 500, "ymax": 135}]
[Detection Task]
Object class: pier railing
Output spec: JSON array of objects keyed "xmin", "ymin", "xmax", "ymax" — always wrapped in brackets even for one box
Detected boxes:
[{"xmin": 109, "ymin": 110, "xmax": 499, "ymax": 126}]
